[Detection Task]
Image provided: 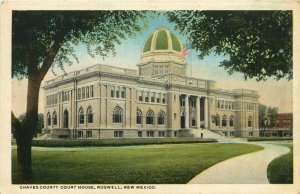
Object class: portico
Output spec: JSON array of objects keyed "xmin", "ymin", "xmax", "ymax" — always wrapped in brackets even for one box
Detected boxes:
[{"xmin": 179, "ymin": 94, "xmax": 209, "ymax": 130}]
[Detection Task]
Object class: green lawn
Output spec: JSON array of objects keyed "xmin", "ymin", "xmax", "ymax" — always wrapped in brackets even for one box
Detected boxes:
[
  {"xmin": 267, "ymin": 142, "xmax": 293, "ymax": 184},
  {"xmin": 12, "ymin": 143, "xmax": 263, "ymax": 184}
]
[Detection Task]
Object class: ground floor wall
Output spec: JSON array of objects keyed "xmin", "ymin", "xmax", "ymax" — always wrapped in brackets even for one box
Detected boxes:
[{"xmin": 47, "ymin": 128, "xmax": 184, "ymax": 139}]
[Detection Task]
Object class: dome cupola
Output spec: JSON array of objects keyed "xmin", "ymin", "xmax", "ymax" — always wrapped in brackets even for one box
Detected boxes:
[
  {"xmin": 138, "ymin": 27, "xmax": 187, "ymax": 77},
  {"xmin": 142, "ymin": 27, "xmax": 183, "ymax": 53}
]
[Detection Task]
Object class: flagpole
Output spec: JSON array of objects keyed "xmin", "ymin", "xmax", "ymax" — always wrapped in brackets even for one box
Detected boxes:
[{"xmin": 190, "ymin": 50, "xmax": 192, "ymax": 77}]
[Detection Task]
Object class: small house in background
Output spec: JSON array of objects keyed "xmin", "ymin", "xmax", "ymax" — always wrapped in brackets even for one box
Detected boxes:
[{"xmin": 261, "ymin": 113, "xmax": 293, "ymax": 137}]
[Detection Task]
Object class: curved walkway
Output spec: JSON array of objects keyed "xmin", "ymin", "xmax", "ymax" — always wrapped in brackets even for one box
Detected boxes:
[{"xmin": 188, "ymin": 142, "xmax": 290, "ymax": 184}]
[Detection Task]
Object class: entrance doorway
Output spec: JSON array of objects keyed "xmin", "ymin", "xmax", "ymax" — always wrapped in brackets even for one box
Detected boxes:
[
  {"xmin": 181, "ymin": 116, "xmax": 185, "ymax": 128},
  {"xmin": 63, "ymin": 110, "xmax": 69, "ymax": 128}
]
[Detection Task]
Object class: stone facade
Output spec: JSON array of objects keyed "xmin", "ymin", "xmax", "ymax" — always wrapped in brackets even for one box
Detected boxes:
[{"xmin": 43, "ymin": 27, "xmax": 260, "ymax": 139}]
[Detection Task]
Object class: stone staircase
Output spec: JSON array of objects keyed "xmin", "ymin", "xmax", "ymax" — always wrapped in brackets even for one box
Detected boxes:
[{"xmin": 191, "ymin": 128, "xmax": 246, "ymax": 143}]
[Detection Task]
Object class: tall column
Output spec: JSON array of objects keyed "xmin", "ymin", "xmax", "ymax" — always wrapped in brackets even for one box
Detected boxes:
[
  {"xmin": 196, "ymin": 96, "xmax": 200, "ymax": 129},
  {"xmin": 185, "ymin": 95, "xmax": 189, "ymax": 128},
  {"xmin": 204, "ymin": 97, "xmax": 208, "ymax": 128}
]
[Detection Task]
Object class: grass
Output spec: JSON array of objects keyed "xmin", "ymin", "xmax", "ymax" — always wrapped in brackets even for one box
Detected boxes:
[
  {"xmin": 12, "ymin": 143, "xmax": 263, "ymax": 184},
  {"xmin": 267, "ymin": 142, "xmax": 293, "ymax": 184}
]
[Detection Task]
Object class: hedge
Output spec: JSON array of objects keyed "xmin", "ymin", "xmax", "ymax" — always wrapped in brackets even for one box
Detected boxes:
[{"xmin": 28, "ymin": 138, "xmax": 217, "ymax": 147}]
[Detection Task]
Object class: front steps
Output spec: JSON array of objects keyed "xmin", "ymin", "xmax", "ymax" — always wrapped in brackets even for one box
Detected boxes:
[{"xmin": 191, "ymin": 128, "xmax": 246, "ymax": 143}]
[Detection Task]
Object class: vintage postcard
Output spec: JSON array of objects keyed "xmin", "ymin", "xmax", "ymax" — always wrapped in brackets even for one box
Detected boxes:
[{"xmin": 0, "ymin": 0, "xmax": 299, "ymax": 194}]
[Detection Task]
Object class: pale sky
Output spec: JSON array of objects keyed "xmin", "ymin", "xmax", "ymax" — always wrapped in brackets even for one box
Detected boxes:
[{"xmin": 11, "ymin": 14, "xmax": 293, "ymax": 116}]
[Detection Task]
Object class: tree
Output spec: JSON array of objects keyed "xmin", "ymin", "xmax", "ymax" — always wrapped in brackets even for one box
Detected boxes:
[
  {"xmin": 14, "ymin": 113, "xmax": 44, "ymax": 138},
  {"xmin": 11, "ymin": 11, "xmax": 147, "ymax": 183},
  {"xmin": 167, "ymin": 11, "xmax": 292, "ymax": 81},
  {"xmin": 258, "ymin": 104, "xmax": 278, "ymax": 136}
]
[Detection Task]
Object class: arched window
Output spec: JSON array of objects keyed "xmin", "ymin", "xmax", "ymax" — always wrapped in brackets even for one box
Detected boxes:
[
  {"xmin": 113, "ymin": 106, "xmax": 123, "ymax": 123},
  {"xmin": 146, "ymin": 110, "xmax": 154, "ymax": 125},
  {"xmin": 53, "ymin": 111, "xmax": 57, "ymax": 126},
  {"xmin": 64, "ymin": 110, "xmax": 69, "ymax": 128},
  {"xmin": 87, "ymin": 106, "xmax": 93, "ymax": 123},
  {"xmin": 136, "ymin": 109, "xmax": 142, "ymax": 125},
  {"xmin": 230, "ymin": 115, "xmax": 234, "ymax": 127},
  {"xmin": 78, "ymin": 108, "xmax": 84, "ymax": 124},
  {"xmin": 222, "ymin": 115, "xmax": 227, "ymax": 127},
  {"xmin": 47, "ymin": 112, "xmax": 51, "ymax": 126},
  {"xmin": 215, "ymin": 114, "xmax": 220, "ymax": 127},
  {"xmin": 248, "ymin": 116, "xmax": 253, "ymax": 127},
  {"xmin": 157, "ymin": 111, "xmax": 165, "ymax": 125}
]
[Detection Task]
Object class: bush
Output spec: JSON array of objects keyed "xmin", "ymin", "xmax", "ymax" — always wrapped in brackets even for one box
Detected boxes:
[
  {"xmin": 30, "ymin": 138, "xmax": 217, "ymax": 147},
  {"xmin": 247, "ymin": 137, "xmax": 293, "ymax": 141}
]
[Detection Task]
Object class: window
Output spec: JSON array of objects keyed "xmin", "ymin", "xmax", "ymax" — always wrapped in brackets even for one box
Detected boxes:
[
  {"xmin": 86, "ymin": 131, "xmax": 92, "ymax": 138},
  {"xmin": 159, "ymin": 131, "xmax": 165, "ymax": 137},
  {"xmin": 136, "ymin": 109, "xmax": 143, "ymax": 125},
  {"xmin": 121, "ymin": 87, "xmax": 126, "ymax": 98},
  {"xmin": 157, "ymin": 111, "xmax": 165, "ymax": 125},
  {"xmin": 145, "ymin": 92, "xmax": 149, "ymax": 102},
  {"xmin": 174, "ymin": 131, "xmax": 177, "ymax": 137},
  {"xmin": 62, "ymin": 91, "xmax": 65, "ymax": 102},
  {"xmin": 114, "ymin": 131, "xmax": 123, "ymax": 138},
  {"xmin": 146, "ymin": 110, "xmax": 154, "ymax": 125},
  {"xmin": 157, "ymin": 93, "xmax": 161, "ymax": 103},
  {"xmin": 147, "ymin": 131, "xmax": 154, "ymax": 137},
  {"xmin": 230, "ymin": 115, "xmax": 234, "ymax": 127},
  {"xmin": 138, "ymin": 91, "xmax": 143, "ymax": 101},
  {"xmin": 53, "ymin": 112, "xmax": 57, "ymax": 126},
  {"xmin": 180, "ymin": 98, "xmax": 185, "ymax": 106},
  {"xmin": 222, "ymin": 115, "xmax": 227, "ymax": 127},
  {"xmin": 191, "ymin": 100, "xmax": 196, "ymax": 108},
  {"xmin": 215, "ymin": 115, "xmax": 220, "ymax": 127},
  {"xmin": 249, "ymin": 132, "xmax": 254, "ymax": 136},
  {"xmin": 162, "ymin": 94, "xmax": 166, "ymax": 104},
  {"xmin": 111, "ymin": 86, "xmax": 115, "ymax": 98},
  {"xmin": 138, "ymin": 131, "xmax": 142, "ymax": 137},
  {"xmin": 192, "ymin": 118, "xmax": 196, "ymax": 127},
  {"xmin": 47, "ymin": 113, "xmax": 51, "ymax": 126},
  {"xmin": 86, "ymin": 86, "xmax": 89, "ymax": 98},
  {"xmin": 174, "ymin": 113, "xmax": 177, "ymax": 119},
  {"xmin": 78, "ymin": 108, "xmax": 84, "ymax": 124},
  {"xmin": 78, "ymin": 88, "xmax": 81, "ymax": 100},
  {"xmin": 116, "ymin": 87, "xmax": 120, "ymax": 98},
  {"xmin": 151, "ymin": 92, "xmax": 155, "ymax": 102},
  {"xmin": 230, "ymin": 132, "xmax": 235, "ymax": 136},
  {"xmin": 78, "ymin": 131, "xmax": 83, "ymax": 138},
  {"xmin": 248, "ymin": 116, "xmax": 253, "ymax": 127},
  {"xmin": 113, "ymin": 107, "xmax": 123, "ymax": 123},
  {"xmin": 87, "ymin": 107, "xmax": 93, "ymax": 123},
  {"xmin": 55, "ymin": 94, "xmax": 58, "ymax": 104},
  {"xmin": 82, "ymin": 87, "xmax": 85, "ymax": 99},
  {"xmin": 90, "ymin": 85, "xmax": 94, "ymax": 97}
]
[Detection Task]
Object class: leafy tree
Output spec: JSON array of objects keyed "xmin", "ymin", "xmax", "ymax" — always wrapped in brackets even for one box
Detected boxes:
[
  {"xmin": 167, "ymin": 11, "xmax": 292, "ymax": 81},
  {"xmin": 11, "ymin": 11, "xmax": 147, "ymax": 183},
  {"xmin": 14, "ymin": 113, "xmax": 44, "ymax": 138},
  {"xmin": 258, "ymin": 104, "xmax": 278, "ymax": 136}
]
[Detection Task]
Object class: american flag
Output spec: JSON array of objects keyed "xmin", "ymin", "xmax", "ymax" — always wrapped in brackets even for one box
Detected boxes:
[
  {"xmin": 180, "ymin": 49, "xmax": 189, "ymax": 58},
  {"xmin": 180, "ymin": 43, "xmax": 192, "ymax": 58}
]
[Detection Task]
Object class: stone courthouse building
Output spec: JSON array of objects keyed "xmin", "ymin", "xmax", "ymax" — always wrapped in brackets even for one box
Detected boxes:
[{"xmin": 43, "ymin": 27, "xmax": 260, "ymax": 139}]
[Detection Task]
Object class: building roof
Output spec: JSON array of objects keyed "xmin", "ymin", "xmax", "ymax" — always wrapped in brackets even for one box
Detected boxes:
[{"xmin": 142, "ymin": 27, "xmax": 183, "ymax": 54}]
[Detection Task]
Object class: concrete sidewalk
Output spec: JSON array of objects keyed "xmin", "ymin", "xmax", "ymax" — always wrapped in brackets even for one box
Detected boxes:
[{"xmin": 188, "ymin": 142, "xmax": 291, "ymax": 184}]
